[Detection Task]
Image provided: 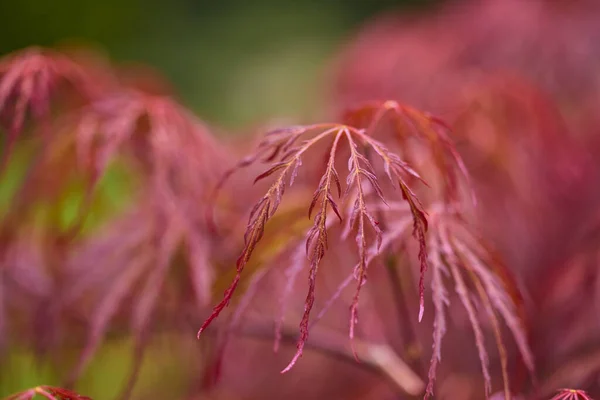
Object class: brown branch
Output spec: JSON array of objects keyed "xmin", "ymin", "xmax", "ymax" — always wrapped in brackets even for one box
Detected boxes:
[{"xmin": 232, "ymin": 320, "xmax": 425, "ymax": 397}]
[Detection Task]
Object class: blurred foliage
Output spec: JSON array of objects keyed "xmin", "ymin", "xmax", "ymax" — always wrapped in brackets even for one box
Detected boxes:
[
  {"xmin": 3, "ymin": 0, "xmax": 600, "ymax": 397},
  {"xmin": 0, "ymin": 0, "xmax": 437, "ymax": 129},
  {"xmin": 2, "ymin": 335, "xmax": 199, "ymax": 399},
  {"xmin": 0, "ymin": 1, "xmax": 444, "ymax": 399}
]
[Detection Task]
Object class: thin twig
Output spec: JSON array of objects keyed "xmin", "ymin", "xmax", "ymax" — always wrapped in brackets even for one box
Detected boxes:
[{"xmin": 232, "ymin": 320, "xmax": 425, "ymax": 397}]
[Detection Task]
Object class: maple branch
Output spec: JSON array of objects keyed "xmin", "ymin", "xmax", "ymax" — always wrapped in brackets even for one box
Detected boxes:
[
  {"xmin": 352, "ymin": 128, "xmax": 429, "ymax": 322},
  {"xmin": 344, "ymin": 128, "xmax": 375, "ymax": 353},
  {"xmin": 200, "ymin": 119, "xmax": 431, "ymax": 374},
  {"xmin": 361, "ymin": 147, "xmax": 425, "ymax": 379},
  {"xmin": 197, "ymin": 126, "xmax": 339, "ymax": 338},
  {"xmin": 235, "ymin": 320, "xmax": 425, "ymax": 397},
  {"xmin": 282, "ymin": 129, "xmax": 344, "ymax": 372}
]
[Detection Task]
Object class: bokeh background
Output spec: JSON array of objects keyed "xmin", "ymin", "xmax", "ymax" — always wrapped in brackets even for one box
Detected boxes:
[
  {"xmin": 0, "ymin": 0, "xmax": 436, "ymax": 129},
  {"xmin": 5, "ymin": 0, "xmax": 600, "ymax": 398},
  {"xmin": 0, "ymin": 0, "xmax": 438, "ymax": 398}
]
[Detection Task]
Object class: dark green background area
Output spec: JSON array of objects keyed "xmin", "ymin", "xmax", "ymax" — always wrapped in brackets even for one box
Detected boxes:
[{"xmin": 0, "ymin": 0, "xmax": 437, "ymax": 128}]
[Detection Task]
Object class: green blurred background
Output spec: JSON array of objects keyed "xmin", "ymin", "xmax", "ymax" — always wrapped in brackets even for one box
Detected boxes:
[
  {"xmin": 0, "ymin": 0, "xmax": 436, "ymax": 129},
  {"xmin": 0, "ymin": 0, "xmax": 437, "ymax": 398}
]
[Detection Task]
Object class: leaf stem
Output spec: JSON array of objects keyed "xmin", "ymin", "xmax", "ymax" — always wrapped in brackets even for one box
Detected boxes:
[{"xmin": 384, "ymin": 254, "xmax": 426, "ymax": 378}]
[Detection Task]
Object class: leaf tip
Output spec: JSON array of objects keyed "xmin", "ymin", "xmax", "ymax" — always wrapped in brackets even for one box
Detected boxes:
[{"xmin": 280, "ymin": 349, "xmax": 303, "ymax": 374}]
